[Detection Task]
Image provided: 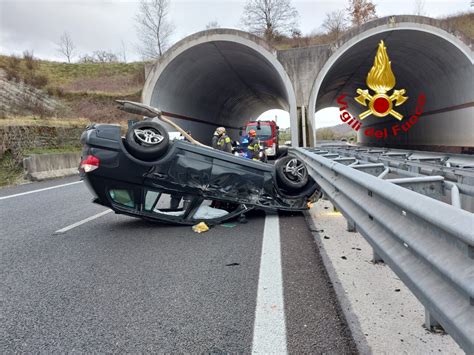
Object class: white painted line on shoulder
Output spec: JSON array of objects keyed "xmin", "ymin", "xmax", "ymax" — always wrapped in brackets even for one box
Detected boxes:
[
  {"xmin": 55, "ymin": 209, "xmax": 112, "ymax": 234},
  {"xmin": 0, "ymin": 181, "xmax": 83, "ymax": 201},
  {"xmin": 252, "ymin": 213, "xmax": 287, "ymax": 354}
]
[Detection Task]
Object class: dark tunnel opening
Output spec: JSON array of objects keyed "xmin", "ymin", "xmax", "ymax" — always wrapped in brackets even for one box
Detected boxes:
[
  {"xmin": 143, "ymin": 35, "xmax": 296, "ymax": 145},
  {"xmin": 311, "ymin": 29, "xmax": 473, "ymax": 151}
]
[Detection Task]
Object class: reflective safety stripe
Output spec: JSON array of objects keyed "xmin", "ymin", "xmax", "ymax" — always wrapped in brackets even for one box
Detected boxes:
[{"xmin": 217, "ymin": 135, "xmax": 230, "ymax": 146}]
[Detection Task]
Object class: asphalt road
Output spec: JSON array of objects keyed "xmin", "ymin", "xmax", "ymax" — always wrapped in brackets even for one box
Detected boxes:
[{"xmin": 1, "ymin": 176, "xmax": 356, "ymax": 353}]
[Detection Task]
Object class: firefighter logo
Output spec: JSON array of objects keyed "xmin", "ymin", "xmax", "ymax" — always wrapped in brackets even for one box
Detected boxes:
[{"xmin": 355, "ymin": 40, "xmax": 408, "ymax": 121}]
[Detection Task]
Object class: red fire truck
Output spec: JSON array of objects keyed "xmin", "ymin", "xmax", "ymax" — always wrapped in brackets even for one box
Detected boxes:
[{"xmin": 242, "ymin": 120, "xmax": 280, "ymax": 158}]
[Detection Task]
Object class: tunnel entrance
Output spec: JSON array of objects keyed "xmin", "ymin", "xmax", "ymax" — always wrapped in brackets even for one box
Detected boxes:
[
  {"xmin": 314, "ymin": 107, "xmax": 357, "ymax": 142},
  {"xmin": 142, "ymin": 30, "xmax": 297, "ymax": 146},
  {"xmin": 309, "ymin": 25, "xmax": 473, "ymax": 151}
]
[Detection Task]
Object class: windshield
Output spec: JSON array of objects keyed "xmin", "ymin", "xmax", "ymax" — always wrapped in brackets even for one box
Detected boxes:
[{"xmin": 245, "ymin": 124, "xmax": 272, "ymax": 139}]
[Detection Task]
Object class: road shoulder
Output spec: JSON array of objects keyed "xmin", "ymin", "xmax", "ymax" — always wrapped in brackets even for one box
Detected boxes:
[
  {"xmin": 306, "ymin": 199, "xmax": 463, "ymax": 353},
  {"xmin": 280, "ymin": 211, "xmax": 358, "ymax": 354}
]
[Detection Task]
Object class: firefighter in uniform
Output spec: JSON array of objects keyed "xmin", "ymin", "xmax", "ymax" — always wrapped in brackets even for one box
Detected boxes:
[
  {"xmin": 211, "ymin": 130, "xmax": 219, "ymax": 149},
  {"xmin": 215, "ymin": 127, "xmax": 232, "ymax": 153},
  {"xmin": 247, "ymin": 129, "xmax": 260, "ymax": 160}
]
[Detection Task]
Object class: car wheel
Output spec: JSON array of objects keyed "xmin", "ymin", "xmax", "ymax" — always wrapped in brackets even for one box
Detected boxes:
[
  {"xmin": 277, "ymin": 146, "xmax": 288, "ymax": 158},
  {"xmin": 125, "ymin": 121, "xmax": 169, "ymax": 161},
  {"xmin": 275, "ymin": 155, "xmax": 309, "ymax": 190}
]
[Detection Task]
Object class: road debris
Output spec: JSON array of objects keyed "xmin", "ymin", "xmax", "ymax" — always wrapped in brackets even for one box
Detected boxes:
[{"xmin": 192, "ymin": 222, "xmax": 209, "ymax": 233}]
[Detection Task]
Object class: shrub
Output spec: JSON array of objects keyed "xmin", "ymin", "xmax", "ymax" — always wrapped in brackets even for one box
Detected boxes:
[
  {"xmin": 25, "ymin": 73, "xmax": 49, "ymax": 88},
  {"xmin": 23, "ymin": 50, "xmax": 37, "ymax": 70},
  {"xmin": 3, "ymin": 55, "xmax": 21, "ymax": 81},
  {"xmin": 46, "ymin": 86, "xmax": 65, "ymax": 97}
]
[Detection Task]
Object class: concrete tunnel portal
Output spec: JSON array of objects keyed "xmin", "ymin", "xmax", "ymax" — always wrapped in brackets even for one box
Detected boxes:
[
  {"xmin": 309, "ymin": 22, "xmax": 473, "ymax": 151},
  {"xmin": 142, "ymin": 30, "xmax": 297, "ymax": 145},
  {"xmin": 143, "ymin": 19, "xmax": 473, "ymax": 151}
]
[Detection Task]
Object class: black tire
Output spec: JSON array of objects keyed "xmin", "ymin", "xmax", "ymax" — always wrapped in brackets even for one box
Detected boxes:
[
  {"xmin": 278, "ymin": 179, "xmax": 321, "ymax": 199},
  {"xmin": 277, "ymin": 146, "xmax": 288, "ymax": 158},
  {"xmin": 125, "ymin": 121, "xmax": 169, "ymax": 161},
  {"xmin": 275, "ymin": 155, "xmax": 309, "ymax": 190}
]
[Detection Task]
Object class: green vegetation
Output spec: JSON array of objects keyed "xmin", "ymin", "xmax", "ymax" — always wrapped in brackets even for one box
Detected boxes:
[
  {"xmin": 0, "ymin": 53, "xmax": 145, "ymax": 123},
  {"xmin": 0, "ymin": 152, "xmax": 24, "ymax": 187},
  {"xmin": 0, "ymin": 53, "xmax": 49, "ymax": 89},
  {"xmin": 0, "ymin": 55, "xmax": 145, "ymax": 93},
  {"xmin": 440, "ymin": 12, "xmax": 473, "ymax": 39},
  {"xmin": 0, "ymin": 117, "xmax": 91, "ymax": 127},
  {"xmin": 22, "ymin": 146, "xmax": 81, "ymax": 155},
  {"xmin": 274, "ymin": 11, "xmax": 473, "ymax": 50},
  {"xmin": 316, "ymin": 126, "xmax": 357, "ymax": 142},
  {"xmin": 278, "ymin": 128, "xmax": 291, "ymax": 144}
]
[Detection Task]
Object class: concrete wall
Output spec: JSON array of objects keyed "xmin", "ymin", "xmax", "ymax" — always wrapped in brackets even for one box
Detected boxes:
[
  {"xmin": 23, "ymin": 152, "xmax": 81, "ymax": 181},
  {"xmin": 277, "ymin": 45, "xmax": 331, "ymax": 107}
]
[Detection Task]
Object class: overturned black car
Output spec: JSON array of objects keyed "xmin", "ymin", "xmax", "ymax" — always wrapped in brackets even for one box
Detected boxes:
[{"xmin": 79, "ymin": 101, "xmax": 320, "ymax": 225}]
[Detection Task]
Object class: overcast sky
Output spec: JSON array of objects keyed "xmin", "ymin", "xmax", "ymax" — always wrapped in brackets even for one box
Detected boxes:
[{"xmin": 0, "ymin": 0, "xmax": 470, "ymax": 62}]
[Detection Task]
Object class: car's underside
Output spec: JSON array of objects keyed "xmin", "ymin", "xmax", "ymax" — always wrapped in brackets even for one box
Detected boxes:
[{"xmin": 79, "ymin": 101, "xmax": 320, "ymax": 225}]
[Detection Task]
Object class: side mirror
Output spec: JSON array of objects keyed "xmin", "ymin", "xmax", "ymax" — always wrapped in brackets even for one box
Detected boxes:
[{"xmin": 276, "ymin": 126, "xmax": 280, "ymax": 130}]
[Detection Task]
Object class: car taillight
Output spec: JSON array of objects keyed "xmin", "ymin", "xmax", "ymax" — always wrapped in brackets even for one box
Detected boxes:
[{"xmin": 80, "ymin": 155, "xmax": 100, "ymax": 172}]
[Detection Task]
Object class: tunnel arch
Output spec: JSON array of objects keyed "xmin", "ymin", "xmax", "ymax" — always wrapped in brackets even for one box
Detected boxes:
[
  {"xmin": 142, "ymin": 29, "xmax": 297, "ymax": 145},
  {"xmin": 308, "ymin": 17, "xmax": 473, "ymax": 150}
]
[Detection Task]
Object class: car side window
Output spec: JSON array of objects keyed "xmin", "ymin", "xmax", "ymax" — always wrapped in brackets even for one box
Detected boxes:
[
  {"xmin": 144, "ymin": 190, "xmax": 187, "ymax": 217},
  {"xmin": 109, "ymin": 189, "xmax": 135, "ymax": 208}
]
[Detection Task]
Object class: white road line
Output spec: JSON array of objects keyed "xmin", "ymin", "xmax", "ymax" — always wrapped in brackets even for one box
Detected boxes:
[
  {"xmin": 0, "ymin": 181, "xmax": 83, "ymax": 201},
  {"xmin": 252, "ymin": 213, "xmax": 287, "ymax": 354},
  {"xmin": 55, "ymin": 209, "xmax": 112, "ymax": 234}
]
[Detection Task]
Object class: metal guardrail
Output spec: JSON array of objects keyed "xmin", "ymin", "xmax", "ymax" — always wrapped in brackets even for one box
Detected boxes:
[
  {"xmin": 313, "ymin": 145, "xmax": 474, "ymax": 213},
  {"xmin": 292, "ymin": 147, "xmax": 474, "ymax": 353},
  {"xmin": 318, "ymin": 144, "xmax": 474, "ymax": 188}
]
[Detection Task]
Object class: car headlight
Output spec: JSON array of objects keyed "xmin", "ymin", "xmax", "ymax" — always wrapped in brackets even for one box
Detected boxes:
[{"xmin": 265, "ymin": 147, "xmax": 275, "ymax": 155}]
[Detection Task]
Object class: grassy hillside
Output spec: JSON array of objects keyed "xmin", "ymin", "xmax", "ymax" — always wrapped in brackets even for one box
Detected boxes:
[
  {"xmin": 440, "ymin": 11, "xmax": 474, "ymax": 38},
  {"xmin": 35, "ymin": 60, "xmax": 145, "ymax": 95},
  {"xmin": 0, "ymin": 55, "xmax": 144, "ymax": 94},
  {"xmin": 0, "ymin": 55, "xmax": 145, "ymax": 122}
]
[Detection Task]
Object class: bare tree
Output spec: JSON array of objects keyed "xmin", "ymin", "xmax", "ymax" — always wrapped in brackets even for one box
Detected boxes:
[
  {"xmin": 206, "ymin": 20, "xmax": 220, "ymax": 30},
  {"xmin": 135, "ymin": 0, "xmax": 174, "ymax": 59},
  {"xmin": 322, "ymin": 10, "xmax": 347, "ymax": 42},
  {"xmin": 413, "ymin": 0, "xmax": 427, "ymax": 16},
  {"xmin": 79, "ymin": 51, "xmax": 119, "ymax": 63},
  {"xmin": 241, "ymin": 0, "xmax": 299, "ymax": 41},
  {"xmin": 346, "ymin": 0, "xmax": 377, "ymax": 27},
  {"xmin": 57, "ymin": 32, "xmax": 76, "ymax": 63}
]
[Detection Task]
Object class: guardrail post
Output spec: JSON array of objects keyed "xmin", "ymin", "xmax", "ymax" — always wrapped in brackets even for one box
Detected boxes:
[
  {"xmin": 425, "ymin": 307, "xmax": 441, "ymax": 330},
  {"xmin": 372, "ymin": 250, "xmax": 383, "ymax": 263},
  {"xmin": 347, "ymin": 220, "xmax": 356, "ymax": 232}
]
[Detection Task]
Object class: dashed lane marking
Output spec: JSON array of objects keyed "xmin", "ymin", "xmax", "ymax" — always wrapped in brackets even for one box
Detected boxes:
[
  {"xmin": 0, "ymin": 181, "xmax": 83, "ymax": 201},
  {"xmin": 54, "ymin": 209, "xmax": 112, "ymax": 234}
]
